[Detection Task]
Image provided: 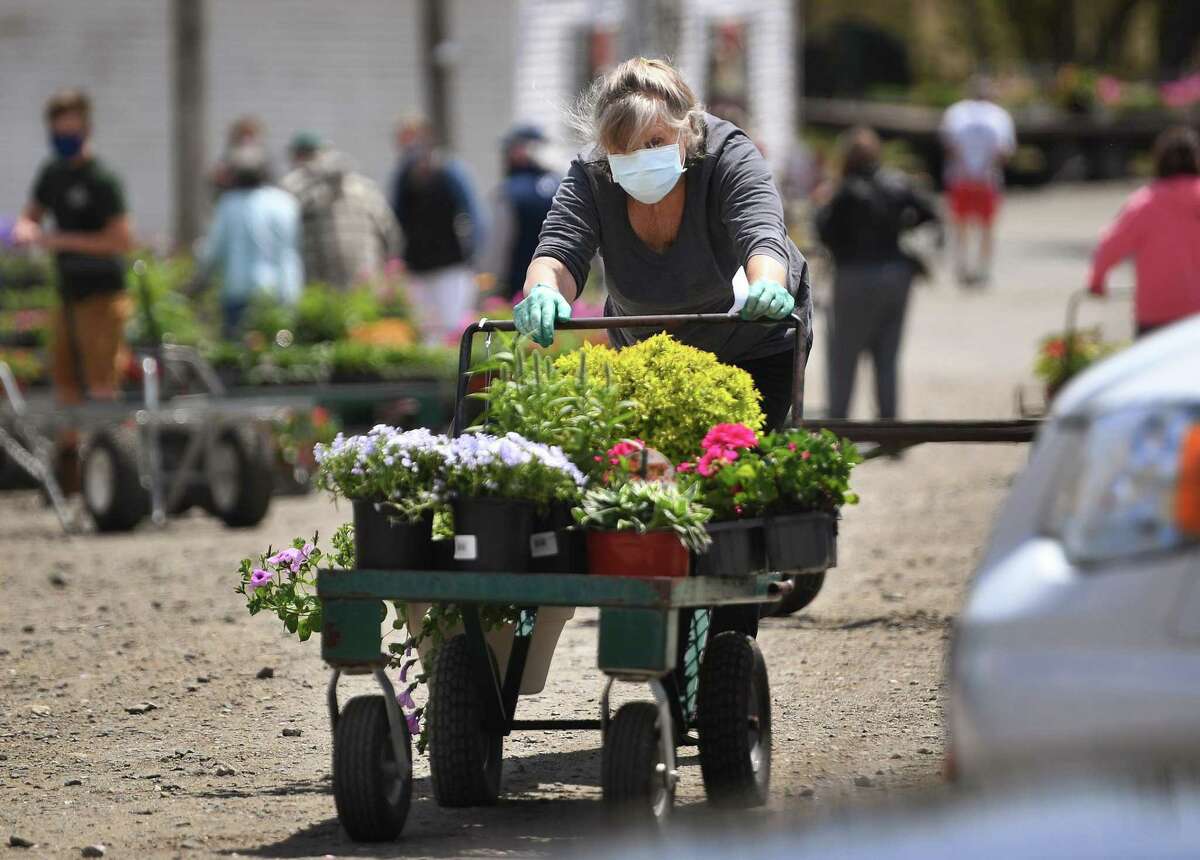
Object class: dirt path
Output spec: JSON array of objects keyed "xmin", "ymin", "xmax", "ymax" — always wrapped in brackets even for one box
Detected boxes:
[{"xmin": 0, "ymin": 184, "xmax": 1136, "ymax": 858}]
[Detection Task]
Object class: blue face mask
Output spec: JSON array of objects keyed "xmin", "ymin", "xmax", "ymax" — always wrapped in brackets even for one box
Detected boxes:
[
  {"xmin": 50, "ymin": 133, "xmax": 85, "ymax": 160},
  {"xmin": 608, "ymin": 140, "xmax": 685, "ymax": 204}
]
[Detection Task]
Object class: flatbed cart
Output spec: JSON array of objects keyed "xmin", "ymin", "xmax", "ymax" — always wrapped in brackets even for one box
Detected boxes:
[
  {"xmin": 314, "ymin": 312, "xmax": 1047, "ymax": 841},
  {"xmin": 317, "ymin": 313, "xmax": 822, "ymax": 840},
  {"xmin": 0, "ymin": 343, "xmax": 455, "ymax": 533}
]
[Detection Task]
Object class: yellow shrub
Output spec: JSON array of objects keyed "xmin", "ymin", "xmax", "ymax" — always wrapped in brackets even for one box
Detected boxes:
[{"xmin": 554, "ymin": 333, "xmax": 763, "ymax": 462}]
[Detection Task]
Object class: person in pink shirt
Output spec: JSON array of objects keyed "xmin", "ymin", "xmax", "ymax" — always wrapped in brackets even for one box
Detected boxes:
[{"xmin": 1088, "ymin": 126, "xmax": 1200, "ymax": 336}]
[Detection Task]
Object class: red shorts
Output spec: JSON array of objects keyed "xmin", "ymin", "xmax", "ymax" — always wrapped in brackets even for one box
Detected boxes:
[{"xmin": 947, "ymin": 182, "xmax": 1000, "ymax": 224}]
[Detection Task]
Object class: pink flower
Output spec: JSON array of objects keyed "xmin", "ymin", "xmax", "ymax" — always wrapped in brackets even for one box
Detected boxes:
[
  {"xmin": 701, "ymin": 423, "xmax": 758, "ymax": 451},
  {"xmin": 787, "ymin": 442, "xmax": 797, "ymax": 452},
  {"xmin": 801, "ymin": 450, "xmax": 811, "ymax": 461},
  {"xmin": 607, "ymin": 439, "xmax": 645, "ymax": 459},
  {"xmin": 1096, "ymin": 75, "xmax": 1123, "ymax": 106},
  {"xmin": 593, "ymin": 455, "xmax": 603, "ymax": 462},
  {"xmin": 677, "ymin": 462, "xmax": 694, "ymax": 473}
]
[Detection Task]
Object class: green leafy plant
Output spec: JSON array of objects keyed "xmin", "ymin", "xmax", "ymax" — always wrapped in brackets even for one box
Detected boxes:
[
  {"xmin": 573, "ymin": 480, "xmax": 713, "ymax": 554},
  {"xmin": 125, "ymin": 253, "xmax": 213, "ymax": 346},
  {"xmin": 759, "ymin": 429, "xmax": 861, "ymax": 513},
  {"xmin": 678, "ymin": 424, "xmax": 861, "ymax": 518},
  {"xmin": 469, "ymin": 335, "xmax": 637, "ymax": 476},
  {"xmin": 0, "ymin": 348, "xmax": 47, "ymax": 386},
  {"xmin": 1034, "ymin": 327, "xmax": 1120, "ymax": 391},
  {"xmin": 555, "ymin": 334, "xmax": 764, "ymax": 462},
  {"xmin": 237, "ymin": 523, "xmax": 518, "ymax": 746}
]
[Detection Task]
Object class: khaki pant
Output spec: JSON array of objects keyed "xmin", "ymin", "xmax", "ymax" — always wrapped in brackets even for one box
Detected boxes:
[{"xmin": 52, "ymin": 291, "xmax": 132, "ymax": 403}]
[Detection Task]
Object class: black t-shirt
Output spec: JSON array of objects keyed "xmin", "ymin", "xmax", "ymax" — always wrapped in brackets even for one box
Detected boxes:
[{"xmin": 32, "ymin": 157, "xmax": 128, "ymax": 300}]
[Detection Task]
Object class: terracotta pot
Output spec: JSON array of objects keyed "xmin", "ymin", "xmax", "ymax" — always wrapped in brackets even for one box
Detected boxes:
[{"xmin": 585, "ymin": 529, "xmax": 690, "ymax": 578}]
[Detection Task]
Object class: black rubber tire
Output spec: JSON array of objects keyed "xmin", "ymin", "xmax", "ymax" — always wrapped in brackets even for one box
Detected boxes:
[
  {"xmin": 427, "ymin": 634, "xmax": 503, "ymax": 807},
  {"xmin": 602, "ymin": 701, "xmax": 673, "ymax": 826},
  {"xmin": 205, "ymin": 428, "xmax": 272, "ymax": 528},
  {"xmin": 81, "ymin": 428, "xmax": 149, "ymax": 532},
  {"xmin": 332, "ymin": 695, "xmax": 412, "ymax": 842},
  {"xmin": 766, "ymin": 572, "xmax": 826, "ymax": 617},
  {"xmin": 696, "ymin": 632, "xmax": 771, "ymax": 808}
]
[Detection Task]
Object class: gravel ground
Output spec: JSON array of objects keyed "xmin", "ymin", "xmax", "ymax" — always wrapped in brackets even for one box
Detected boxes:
[{"xmin": 0, "ymin": 184, "xmax": 1136, "ymax": 858}]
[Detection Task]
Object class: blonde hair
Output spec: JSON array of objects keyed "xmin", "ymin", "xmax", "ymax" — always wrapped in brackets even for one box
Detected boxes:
[{"xmin": 571, "ymin": 58, "xmax": 706, "ymax": 159}]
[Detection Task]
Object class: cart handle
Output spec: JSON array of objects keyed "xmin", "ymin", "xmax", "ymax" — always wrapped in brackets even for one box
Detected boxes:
[{"xmin": 452, "ymin": 312, "xmax": 809, "ymax": 436}]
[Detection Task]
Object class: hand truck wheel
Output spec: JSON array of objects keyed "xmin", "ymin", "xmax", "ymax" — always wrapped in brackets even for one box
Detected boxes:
[
  {"xmin": 332, "ymin": 695, "xmax": 412, "ymax": 842},
  {"xmin": 602, "ymin": 701, "xmax": 675, "ymax": 826},
  {"xmin": 82, "ymin": 428, "xmax": 149, "ymax": 532},
  {"xmin": 696, "ymin": 631, "xmax": 771, "ymax": 808},
  {"xmin": 204, "ymin": 427, "xmax": 272, "ymax": 528},
  {"xmin": 428, "ymin": 634, "xmax": 504, "ymax": 807}
]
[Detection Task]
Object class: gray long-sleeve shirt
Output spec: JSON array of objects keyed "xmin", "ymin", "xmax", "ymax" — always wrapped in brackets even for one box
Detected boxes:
[{"xmin": 533, "ymin": 114, "xmax": 811, "ymax": 362}]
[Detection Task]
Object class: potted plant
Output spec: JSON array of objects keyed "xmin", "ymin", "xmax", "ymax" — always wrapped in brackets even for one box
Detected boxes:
[
  {"xmin": 756, "ymin": 429, "xmax": 861, "ymax": 571},
  {"xmin": 1034, "ymin": 327, "xmax": 1119, "ymax": 402},
  {"xmin": 677, "ymin": 423, "xmax": 773, "ymax": 577},
  {"xmin": 314, "ymin": 425, "xmax": 451, "ymax": 569},
  {"xmin": 443, "ymin": 432, "xmax": 586, "ymax": 573},
  {"xmin": 574, "ymin": 480, "xmax": 712, "ymax": 578}
]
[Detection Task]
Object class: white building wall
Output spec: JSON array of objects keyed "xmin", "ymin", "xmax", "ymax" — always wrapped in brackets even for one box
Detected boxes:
[
  {"xmin": 0, "ymin": 1, "xmax": 172, "ymax": 247},
  {"xmin": 206, "ymin": 0, "xmax": 426, "ymax": 202},
  {"xmin": 513, "ymin": 0, "xmax": 796, "ymax": 172}
]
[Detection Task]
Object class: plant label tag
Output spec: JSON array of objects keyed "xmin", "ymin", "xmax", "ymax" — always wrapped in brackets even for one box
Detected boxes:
[
  {"xmin": 454, "ymin": 535, "xmax": 478, "ymax": 561},
  {"xmin": 530, "ymin": 531, "xmax": 558, "ymax": 558}
]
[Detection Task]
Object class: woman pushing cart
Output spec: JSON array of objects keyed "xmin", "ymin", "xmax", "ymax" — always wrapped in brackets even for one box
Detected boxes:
[{"xmin": 514, "ymin": 57, "xmax": 812, "ymax": 431}]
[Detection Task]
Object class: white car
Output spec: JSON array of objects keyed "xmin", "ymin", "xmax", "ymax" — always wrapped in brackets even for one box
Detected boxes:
[{"xmin": 949, "ymin": 316, "xmax": 1200, "ymax": 780}]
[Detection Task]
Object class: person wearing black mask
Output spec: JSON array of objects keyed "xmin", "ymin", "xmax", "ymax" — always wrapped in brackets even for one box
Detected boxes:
[
  {"xmin": 12, "ymin": 88, "xmax": 134, "ymax": 404},
  {"xmin": 816, "ymin": 126, "xmax": 939, "ymax": 421},
  {"xmin": 480, "ymin": 125, "xmax": 560, "ymax": 303}
]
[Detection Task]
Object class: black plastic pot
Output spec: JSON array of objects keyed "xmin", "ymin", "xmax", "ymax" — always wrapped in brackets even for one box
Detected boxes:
[
  {"xmin": 693, "ymin": 518, "xmax": 766, "ymax": 578},
  {"xmin": 530, "ymin": 502, "xmax": 588, "ymax": 574},
  {"xmin": 763, "ymin": 512, "xmax": 837, "ymax": 572},
  {"xmin": 452, "ymin": 497, "xmax": 535, "ymax": 573},
  {"xmin": 352, "ymin": 501, "xmax": 434, "ymax": 570}
]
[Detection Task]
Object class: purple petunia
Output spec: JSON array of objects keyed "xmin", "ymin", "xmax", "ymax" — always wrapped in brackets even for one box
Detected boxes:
[{"xmin": 248, "ymin": 568, "xmax": 272, "ymax": 591}]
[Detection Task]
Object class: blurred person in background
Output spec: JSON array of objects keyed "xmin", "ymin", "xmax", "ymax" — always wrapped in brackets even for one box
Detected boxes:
[
  {"xmin": 513, "ymin": 57, "xmax": 809, "ymax": 430},
  {"xmin": 280, "ymin": 132, "xmax": 401, "ymax": 290},
  {"xmin": 195, "ymin": 145, "xmax": 302, "ymax": 338},
  {"xmin": 1087, "ymin": 126, "xmax": 1200, "ymax": 337},
  {"xmin": 940, "ymin": 77, "xmax": 1015, "ymax": 286},
  {"xmin": 479, "ymin": 124, "xmax": 560, "ymax": 303},
  {"xmin": 389, "ymin": 117, "xmax": 484, "ymax": 344},
  {"xmin": 12, "ymin": 88, "xmax": 134, "ymax": 404},
  {"xmin": 817, "ymin": 126, "xmax": 939, "ymax": 421}
]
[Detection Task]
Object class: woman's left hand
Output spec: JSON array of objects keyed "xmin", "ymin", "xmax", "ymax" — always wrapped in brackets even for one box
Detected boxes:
[{"xmin": 740, "ymin": 278, "xmax": 795, "ymax": 320}]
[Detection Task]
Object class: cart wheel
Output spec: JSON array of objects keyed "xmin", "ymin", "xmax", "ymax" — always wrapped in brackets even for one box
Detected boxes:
[
  {"xmin": 205, "ymin": 428, "xmax": 272, "ymax": 528},
  {"xmin": 428, "ymin": 634, "xmax": 503, "ymax": 807},
  {"xmin": 333, "ymin": 695, "xmax": 412, "ymax": 842},
  {"xmin": 696, "ymin": 632, "xmax": 771, "ymax": 808},
  {"xmin": 82, "ymin": 429, "xmax": 149, "ymax": 532},
  {"xmin": 766, "ymin": 572, "xmax": 826, "ymax": 618},
  {"xmin": 602, "ymin": 701, "xmax": 674, "ymax": 826}
]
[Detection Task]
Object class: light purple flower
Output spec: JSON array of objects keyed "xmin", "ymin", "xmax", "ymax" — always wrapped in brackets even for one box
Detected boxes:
[
  {"xmin": 399, "ymin": 657, "xmax": 418, "ymax": 683},
  {"xmin": 396, "ymin": 683, "xmax": 417, "ymax": 710},
  {"xmin": 248, "ymin": 568, "xmax": 272, "ymax": 591},
  {"xmin": 267, "ymin": 546, "xmax": 309, "ymax": 574},
  {"xmin": 406, "ymin": 711, "xmax": 421, "ymax": 735}
]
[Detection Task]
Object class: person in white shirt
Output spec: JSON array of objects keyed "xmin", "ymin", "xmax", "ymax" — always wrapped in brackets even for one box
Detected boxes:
[{"xmin": 940, "ymin": 78, "xmax": 1016, "ymax": 285}]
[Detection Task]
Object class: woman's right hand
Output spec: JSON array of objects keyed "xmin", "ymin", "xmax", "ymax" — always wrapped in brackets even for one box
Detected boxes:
[{"xmin": 514, "ymin": 284, "xmax": 572, "ymax": 347}]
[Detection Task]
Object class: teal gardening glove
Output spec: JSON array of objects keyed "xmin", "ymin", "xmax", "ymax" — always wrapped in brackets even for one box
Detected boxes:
[
  {"xmin": 514, "ymin": 284, "xmax": 572, "ymax": 347},
  {"xmin": 740, "ymin": 278, "xmax": 795, "ymax": 320}
]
